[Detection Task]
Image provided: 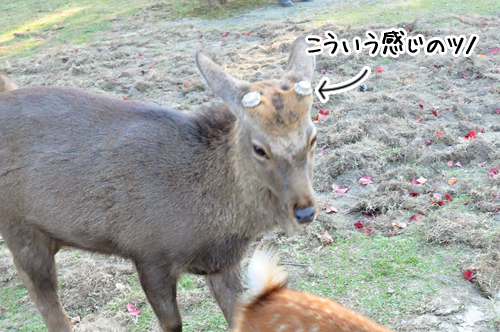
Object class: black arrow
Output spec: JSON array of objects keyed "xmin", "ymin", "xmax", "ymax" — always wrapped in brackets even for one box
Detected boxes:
[{"xmin": 315, "ymin": 66, "xmax": 371, "ymax": 103}]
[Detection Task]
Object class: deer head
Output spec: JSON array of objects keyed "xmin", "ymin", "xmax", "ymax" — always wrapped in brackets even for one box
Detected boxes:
[{"xmin": 196, "ymin": 37, "xmax": 317, "ymax": 233}]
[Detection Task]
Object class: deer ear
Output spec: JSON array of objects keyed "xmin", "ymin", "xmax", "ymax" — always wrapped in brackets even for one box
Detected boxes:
[
  {"xmin": 196, "ymin": 52, "xmax": 250, "ymax": 117},
  {"xmin": 284, "ymin": 37, "xmax": 316, "ymax": 84}
]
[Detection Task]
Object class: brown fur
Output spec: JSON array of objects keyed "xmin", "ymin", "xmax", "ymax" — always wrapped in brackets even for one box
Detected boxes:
[
  {"xmin": 0, "ymin": 38, "xmax": 316, "ymax": 332},
  {"xmin": 0, "ymin": 74, "xmax": 18, "ymax": 93},
  {"xmin": 233, "ymin": 249, "xmax": 395, "ymax": 332}
]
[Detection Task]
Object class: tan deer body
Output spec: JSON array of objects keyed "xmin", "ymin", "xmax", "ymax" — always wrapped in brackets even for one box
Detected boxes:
[
  {"xmin": 234, "ymin": 249, "xmax": 395, "ymax": 332},
  {"xmin": 0, "ymin": 38, "xmax": 317, "ymax": 332},
  {"xmin": 0, "ymin": 74, "xmax": 18, "ymax": 93}
]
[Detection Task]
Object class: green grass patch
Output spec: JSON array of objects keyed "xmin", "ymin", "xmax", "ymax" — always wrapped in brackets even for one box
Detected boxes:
[
  {"xmin": 0, "ymin": 284, "xmax": 46, "ymax": 332},
  {"xmin": 316, "ymin": 0, "xmax": 500, "ymax": 26}
]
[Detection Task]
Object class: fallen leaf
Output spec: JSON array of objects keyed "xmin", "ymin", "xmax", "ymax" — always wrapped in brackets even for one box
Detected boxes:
[
  {"xmin": 127, "ymin": 304, "xmax": 142, "ymax": 316},
  {"xmin": 317, "ymin": 144, "xmax": 328, "ymax": 156},
  {"xmin": 321, "ymin": 69, "xmax": 326, "ymax": 74},
  {"xmin": 409, "ymin": 214, "xmax": 425, "ymax": 222},
  {"xmin": 363, "ymin": 228, "xmax": 372, "ymax": 235},
  {"xmin": 222, "ymin": 32, "xmax": 228, "ymax": 37},
  {"xmin": 412, "ymin": 178, "xmax": 420, "ymax": 185},
  {"xmin": 123, "ymin": 97, "xmax": 128, "ymax": 100},
  {"xmin": 184, "ymin": 82, "xmax": 189, "ymax": 88},
  {"xmin": 409, "ymin": 192, "xmax": 419, "ymax": 196},
  {"xmin": 319, "ymin": 109, "xmax": 330, "ymax": 115},
  {"xmin": 436, "ymin": 131, "xmax": 443, "ymax": 135},
  {"xmin": 462, "ymin": 75, "xmax": 468, "ymax": 79},
  {"xmin": 199, "ymin": 34, "xmax": 203, "ymax": 38},
  {"xmin": 138, "ymin": 53, "xmax": 143, "ymax": 56},
  {"xmin": 491, "ymin": 48, "xmax": 500, "ymax": 54},
  {"xmin": 448, "ymin": 177, "xmax": 458, "ymax": 185},
  {"xmin": 433, "ymin": 193, "xmax": 443, "ymax": 199},
  {"xmin": 463, "ymin": 269, "xmax": 473, "ymax": 282},
  {"xmin": 354, "ymin": 221, "xmax": 363, "ymax": 229},
  {"xmin": 481, "ymin": 128, "xmax": 485, "ymax": 133},
  {"xmin": 392, "ymin": 221, "xmax": 407, "ymax": 229},
  {"xmin": 320, "ymin": 230, "xmax": 333, "ymax": 246},
  {"xmin": 325, "ymin": 204, "xmax": 337, "ymax": 213},
  {"xmin": 465, "ymin": 130, "xmax": 476, "ymax": 139},
  {"xmin": 244, "ymin": 32, "xmax": 249, "ymax": 36},
  {"xmin": 416, "ymin": 176, "xmax": 427, "ymax": 184},
  {"xmin": 495, "ymin": 108, "xmax": 500, "ymax": 114},
  {"xmin": 445, "ymin": 194, "xmax": 452, "ymax": 201},
  {"xmin": 332, "ymin": 184, "xmax": 349, "ymax": 194},
  {"xmin": 447, "ymin": 160, "xmax": 454, "ymax": 167},
  {"xmin": 478, "ymin": 161, "xmax": 487, "ymax": 167},
  {"xmin": 478, "ymin": 54, "xmax": 485, "ymax": 58},
  {"xmin": 425, "ymin": 140, "xmax": 432, "ymax": 145},
  {"xmin": 376, "ymin": 67, "xmax": 382, "ymax": 73},
  {"xmin": 70, "ymin": 316, "xmax": 81, "ymax": 324},
  {"xmin": 494, "ymin": 208, "xmax": 499, "ymax": 214},
  {"xmin": 464, "ymin": 201, "xmax": 469, "ymax": 206},
  {"xmin": 358, "ymin": 175, "xmax": 373, "ymax": 185},
  {"xmin": 455, "ymin": 161, "xmax": 462, "ymax": 167},
  {"xmin": 437, "ymin": 201, "xmax": 444, "ymax": 206},
  {"xmin": 487, "ymin": 167, "xmax": 499, "ymax": 178},
  {"xmin": 432, "ymin": 110, "xmax": 438, "ymax": 117},
  {"xmin": 116, "ymin": 283, "xmax": 126, "ymax": 291},
  {"xmin": 485, "ymin": 86, "xmax": 494, "ymax": 90}
]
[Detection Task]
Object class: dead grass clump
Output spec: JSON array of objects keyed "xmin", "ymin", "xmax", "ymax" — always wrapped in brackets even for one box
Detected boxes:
[
  {"xmin": 59, "ymin": 253, "xmax": 135, "ymax": 310},
  {"xmin": 326, "ymin": 139, "xmax": 387, "ymax": 178},
  {"xmin": 469, "ymin": 185, "xmax": 500, "ymax": 213},
  {"xmin": 421, "ymin": 211, "xmax": 488, "ymax": 247},
  {"xmin": 472, "ymin": 250, "xmax": 500, "ymax": 299},
  {"xmin": 349, "ymin": 191, "xmax": 427, "ymax": 216},
  {"xmin": 417, "ymin": 137, "xmax": 494, "ymax": 166}
]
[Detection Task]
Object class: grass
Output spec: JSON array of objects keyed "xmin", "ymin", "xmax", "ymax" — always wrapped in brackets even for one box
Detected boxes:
[
  {"xmin": 0, "ymin": 285, "xmax": 46, "ymax": 332},
  {"xmin": 316, "ymin": 0, "xmax": 500, "ymax": 26},
  {"xmin": 0, "ymin": 0, "xmax": 272, "ymax": 59}
]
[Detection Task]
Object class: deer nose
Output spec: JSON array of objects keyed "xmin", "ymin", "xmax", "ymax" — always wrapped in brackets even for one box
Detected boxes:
[{"xmin": 294, "ymin": 206, "xmax": 316, "ymax": 224}]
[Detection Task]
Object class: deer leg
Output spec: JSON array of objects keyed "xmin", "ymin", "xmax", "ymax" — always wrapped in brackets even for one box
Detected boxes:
[
  {"xmin": 205, "ymin": 266, "xmax": 243, "ymax": 328},
  {"xmin": 0, "ymin": 225, "xmax": 71, "ymax": 332},
  {"xmin": 135, "ymin": 261, "xmax": 182, "ymax": 332}
]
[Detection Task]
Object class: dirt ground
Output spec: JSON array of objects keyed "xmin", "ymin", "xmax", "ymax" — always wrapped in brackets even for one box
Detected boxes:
[{"xmin": 0, "ymin": 1, "xmax": 499, "ymax": 331}]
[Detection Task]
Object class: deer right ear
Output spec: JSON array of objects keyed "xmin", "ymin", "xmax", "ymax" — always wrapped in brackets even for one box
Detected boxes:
[{"xmin": 196, "ymin": 52, "xmax": 251, "ymax": 117}]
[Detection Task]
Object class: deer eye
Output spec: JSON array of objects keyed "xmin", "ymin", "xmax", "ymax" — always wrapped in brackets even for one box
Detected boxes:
[{"xmin": 253, "ymin": 145, "xmax": 268, "ymax": 159}]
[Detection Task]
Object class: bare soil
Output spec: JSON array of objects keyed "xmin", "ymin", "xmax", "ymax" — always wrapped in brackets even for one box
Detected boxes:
[{"xmin": 0, "ymin": 1, "xmax": 499, "ymax": 331}]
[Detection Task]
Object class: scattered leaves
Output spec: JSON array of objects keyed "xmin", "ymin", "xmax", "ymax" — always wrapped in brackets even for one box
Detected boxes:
[
  {"xmin": 325, "ymin": 204, "xmax": 338, "ymax": 213},
  {"xmin": 127, "ymin": 304, "xmax": 142, "ymax": 316},
  {"xmin": 354, "ymin": 221, "xmax": 363, "ymax": 229},
  {"xmin": 358, "ymin": 175, "xmax": 373, "ymax": 185},
  {"xmin": 409, "ymin": 214, "xmax": 425, "ymax": 222},
  {"xmin": 332, "ymin": 184, "xmax": 349, "ymax": 194},
  {"xmin": 463, "ymin": 269, "xmax": 474, "ymax": 282},
  {"xmin": 465, "ymin": 130, "xmax": 476, "ymax": 139}
]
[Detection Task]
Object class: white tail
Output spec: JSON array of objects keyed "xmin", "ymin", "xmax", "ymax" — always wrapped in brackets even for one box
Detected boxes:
[{"xmin": 233, "ymin": 248, "xmax": 395, "ymax": 332}]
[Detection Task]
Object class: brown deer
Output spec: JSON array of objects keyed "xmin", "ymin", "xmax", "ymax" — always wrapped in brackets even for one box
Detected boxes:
[
  {"xmin": 233, "ymin": 248, "xmax": 395, "ymax": 332},
  {"xmin": 0, "ymin": 73, "xmax": 18, "ymax": 93},
  {"xmin": 0, "ymin": 37, "xmax": 317, "ymax": 332}
]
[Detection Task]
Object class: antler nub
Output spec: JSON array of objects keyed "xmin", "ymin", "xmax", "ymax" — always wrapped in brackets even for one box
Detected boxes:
[
  {"xmin": 241, "ymin": 91, "xmax": 261, "ymax": 108},
  {"xmin": 294, "ymin": 81, "xmax": 312, "ymax": 96}
]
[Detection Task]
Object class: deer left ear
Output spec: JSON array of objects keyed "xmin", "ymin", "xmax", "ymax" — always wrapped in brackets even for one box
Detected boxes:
[{"xmin": 283, "ymin": 37, "xmax": 316, "ymax": 85}]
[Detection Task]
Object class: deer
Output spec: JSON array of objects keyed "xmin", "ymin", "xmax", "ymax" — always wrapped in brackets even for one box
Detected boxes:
[
  {"xmin": 0, "ymin": 73, "xmax": 18, "ymax": 93},
  {"xmin": 0, "ymin": 37, "xmax": 317, "ymax": 332},
  {"xmin": 233, "ymin": 248, "xmax": 396, "ymax": 332}
]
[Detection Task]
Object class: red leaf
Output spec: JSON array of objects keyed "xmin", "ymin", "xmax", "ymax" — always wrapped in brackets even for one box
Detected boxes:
[
  {"xmin": 317, "ymin": 144, "xmax": 328, "ymax": 156},
  {"xmin": 494, "ymin": 208, "xmax": 499, "ymax": 214},
  {"xmin": 184, "ymin": 82, "xmax": 189, "ymax": 88},
  {"xmin": 465, "ymin": 130, "xmax": 476, "ymax": 139},
  {"xmin": 432, "ymin": 110, "xmax": 438, "ymax": 117},
  {"xmin": 127, "ymin": 304, "xmax": 142, "ymax": 316},
  {"xmin": 419, "ymin": 103, "xmax": 424, "ymax": 109},
  {"xmin": 409, "ymin": 214, "xmax": 425, "ymax": 222},
  {"xmin": 447, "ymin": 160, "xmax": 454, "ymax": 167},
  {"xmin": 445, "ymin": 107, "xmax": 450, "ymax": 110},
  {"xmin": 244, "ymin": 32, "xmax": 249, "ymax": 36},
  {"xmin": 222, "ymin": 32, "xmax": 228, "ymax": 37},
  {"xmin": 491, "ymin": 48, "xmax": 500, "ymax": 54},
  {"xmin": 199, "ymin": 34, "xmax": 203, "ymax": 38},
  {"xmin": 464, "ymin": 201, "xmax": 469, "ymax": 206},
  {"xmin": 481, "ymin": 128, "xmax": 485, "ymax": 134},
  {"xmin": 363, "ymin": 228, "xmax": 372, "ymax": 235},
  {"xmin": 376, "ymin": 67, "xmax": 382, "ymax": 73},
  {"xmin": 495, "ymin": 108, "xmax": 500, "ymax": 114},
  {"xmin": 319, "ymin": 109, "xmax": 330, "ymax": 115},
  {"xmin": 445, "ymin": 194, "xmax": 452, "ymax": 201},
  {"xmin": 358, "ymin": 175, "xmax": 373, "ymax": 185},
  {"xmin": 123, "ymin": 97, "xmax": 128, "ymax": 100},
  {"xmin": 488, "ymin": 167, "xmax": 499, "ymax": 178},
  {"xmin": 463, "ymin": 269, "xmax": 473, "ymax": 282},
  {"xmin": 354, "ymin": 221, "xmax": 363, "ymax": 229},
  {"xmin": 325, "ymin": 204, "xmax": 337, "ymax": 213},
  {"xmin": 437, "ymin": 201, "xmax": 444, "ymax": 206},
  {"xmin": 409, "ymin": 192, "xmax": 419, "ymax": 196},
  {"xmin": 332, "ymin": 183, "xmax": 349, "ymax": 194},
  {"xmin": 138, "ymin": 53, "xmax": 142, "ymax": 56},
  {"xmin": 412, "ymin": 178, "xmax": 420, "ymax": 185},
  {"xmin": 436, "ymin": 131, "xmax": 443, "ymax": 136},
  {"xmin": 425, "ymin": 140, "xmax": 432, "ymax": 145}
]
